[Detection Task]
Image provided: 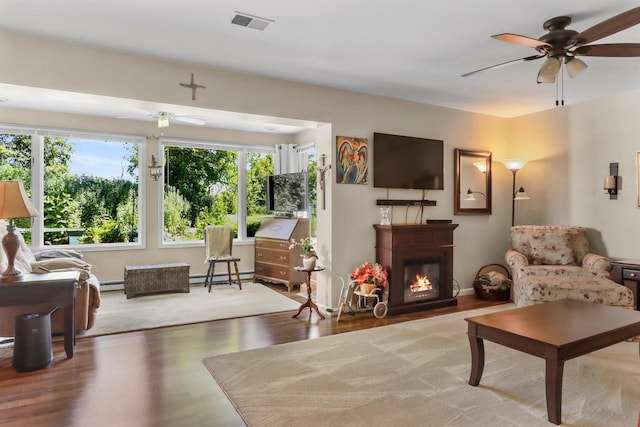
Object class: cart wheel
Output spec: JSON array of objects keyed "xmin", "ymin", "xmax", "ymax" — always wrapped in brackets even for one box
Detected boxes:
[{"xmin": 373, "ymin": 302, "xmax": 388, "ymax": 318}]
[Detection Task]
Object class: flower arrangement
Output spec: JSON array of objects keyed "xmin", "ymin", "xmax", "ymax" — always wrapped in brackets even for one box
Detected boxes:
[
  {"xmin": 289, "ymin": 237, "xmax": 317, "ymax": 258},
  {"xmin": 351, "ymin": 262, "xmax": 389, "ymax": 288}
]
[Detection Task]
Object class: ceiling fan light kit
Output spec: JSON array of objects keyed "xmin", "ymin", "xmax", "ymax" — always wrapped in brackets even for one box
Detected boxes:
[
  {"xmin": 464, "ymin": 6, "xmax": 640, "ymax": 102},
  {"xmin": 565, "ymin": 57, "xmax": 588, "ymax": 78},
  {"xmin": 158, "ymin": 112, "xmax": 170, "ymax": 128}
]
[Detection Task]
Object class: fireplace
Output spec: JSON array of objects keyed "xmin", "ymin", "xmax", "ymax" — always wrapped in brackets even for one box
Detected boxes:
[{"xmin": 374, "ymin": 223, "xmax": 458, "ymax": 314}]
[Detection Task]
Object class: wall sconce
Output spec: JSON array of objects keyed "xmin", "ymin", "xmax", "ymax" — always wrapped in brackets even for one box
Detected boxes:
[
  {"xmin": 604, "ymin": 162, "xmax": 618, "ymax": 200},
  {"xmin": 148, "ymin": 155, "xmax": 163, "ymax": 181},
  {"xmin": 464, "ymin": 189, "xmax": 486, "ymax": 201}
]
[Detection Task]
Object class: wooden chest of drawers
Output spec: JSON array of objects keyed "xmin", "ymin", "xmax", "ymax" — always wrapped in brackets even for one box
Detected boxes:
[{"xmin": 254, "ymin": 217, "xmax": 309, "ymax": 292}]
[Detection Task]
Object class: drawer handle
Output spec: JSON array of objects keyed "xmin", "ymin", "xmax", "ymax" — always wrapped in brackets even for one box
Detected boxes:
[
  {"xmin": 257, "ymin": 252, "xmax": 263, "ymax": 257},
  {"xmin": 280, "ymin": 256, "xmax": 287, "ymax": 260},
  {"xmin": 280, "ymin": 271, "xmax": 286, "ymax": 275},
  {"xmin": 630, "ymin": 272, "xmax": 636, "ymax": 278}
]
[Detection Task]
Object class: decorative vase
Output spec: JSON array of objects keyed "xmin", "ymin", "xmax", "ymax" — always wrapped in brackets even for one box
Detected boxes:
[
  {"xmin": 359, "ymin": 283, "xmax": 377, "ymax": 295},
  {"xmin": 302, "ymin": 255, "xmax": 317, "ymax": 270}
]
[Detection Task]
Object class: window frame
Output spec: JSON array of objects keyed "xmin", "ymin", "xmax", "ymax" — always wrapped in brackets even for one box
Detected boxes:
[
  {"xmin": 158, "ymin": 136, "xmax": 276, "ymax": 248},
  {"xmin": 0, "ymin": 124, "xmax": 147, "ymax": 252}
]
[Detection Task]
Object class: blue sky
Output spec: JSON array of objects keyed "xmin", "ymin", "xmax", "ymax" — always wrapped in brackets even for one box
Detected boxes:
[{"xmin": 69, "ymin": 139, "xmax": 137, "ymax": 181}]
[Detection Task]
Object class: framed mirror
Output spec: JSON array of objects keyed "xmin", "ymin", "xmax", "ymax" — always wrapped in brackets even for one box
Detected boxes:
[{"xmin": 454, "ymin": 149, "xmax": 492, "ymax": 215}]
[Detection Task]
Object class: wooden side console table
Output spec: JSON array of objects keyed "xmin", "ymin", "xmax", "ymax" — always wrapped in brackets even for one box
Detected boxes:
[
  {"xmin": 610, "ymin": 260, "xmax": 640, "ymax": 310},
  {"xmin": 0, "ymin": 271, "xmax": 79, "ymax": 358}
]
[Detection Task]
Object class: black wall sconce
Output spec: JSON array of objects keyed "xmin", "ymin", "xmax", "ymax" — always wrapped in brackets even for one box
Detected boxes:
[{"xmin": 604, "ymin": 162, "xmax": 619, "ymax": 199}]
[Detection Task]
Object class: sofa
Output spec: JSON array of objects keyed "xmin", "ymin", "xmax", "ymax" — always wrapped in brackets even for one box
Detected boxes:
[
  {"xmin": 505, "ymin": 225, "xmax": 634, "ymax": 309},
  {"xmin": 0, "ymin": 221, "xmax": 100, "ymax": 336}
]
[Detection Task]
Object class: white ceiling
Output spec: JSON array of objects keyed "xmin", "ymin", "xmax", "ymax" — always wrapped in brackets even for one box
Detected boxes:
[{"xmin": 2, "ymin": 0, "xmax": 640, "ymax": 132}]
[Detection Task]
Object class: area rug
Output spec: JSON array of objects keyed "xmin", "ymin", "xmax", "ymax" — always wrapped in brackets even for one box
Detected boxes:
[
  {"xmin": 82, "ymin": 283, "xmax": 300, "ymax": 337},
  {"xmin": 203, "ymin": 304, "xmax": 640, "ymax": 427}
]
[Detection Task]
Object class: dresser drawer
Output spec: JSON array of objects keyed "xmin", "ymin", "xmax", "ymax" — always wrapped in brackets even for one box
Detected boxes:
[
  {"xmin": 255, "ymin": 262, "xmax": 289, "ymax": 280},
  {"xmin": 255, "ymin": 248, "xmax": 290, "ymax": 265},
  {"xmin": 255, "ymin": 238, "xmax": 290, "ymax": 251}
]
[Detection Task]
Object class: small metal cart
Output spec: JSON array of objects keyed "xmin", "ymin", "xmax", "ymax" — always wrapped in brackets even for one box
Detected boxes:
[{"xmin": 336, "ymin": 276, "xmax": 388, "ymax": 321}]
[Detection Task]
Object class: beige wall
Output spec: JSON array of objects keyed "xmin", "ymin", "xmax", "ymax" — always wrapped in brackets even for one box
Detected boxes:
[
  {"xmin": 510, "ymin": 89, "xmax": 640, "ymax": 258},
  {"xmin": 11, "ymin": 29, "xmax": 639, "ymax": 311}
]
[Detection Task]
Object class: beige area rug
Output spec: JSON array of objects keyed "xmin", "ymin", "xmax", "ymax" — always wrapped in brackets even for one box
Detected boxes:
[
  {"xmin": 82, "ymin": 283, "xmax": 300, "ymax": 337},
  {"xmin": 203, "ymin": 304, "xmax": 640, "ymax": 427}
]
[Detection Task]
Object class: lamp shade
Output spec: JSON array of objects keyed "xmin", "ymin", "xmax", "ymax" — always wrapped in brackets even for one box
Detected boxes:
[
  {"xmin": 0, "ymin": 181, "xmax": 39, "ymax": 219},
  {"xmin": 501, "ymin": 159, "xmax": 528, "ymax": 172},
  {"xmin": 537, "ymin": 57, "xmax": 561, "ymax": 83},
  {"xmin": 514, "ymin": 186, "xmax": 530, "ymax": 200},
  {"xmin": 566, "ymin": 57, "xmax": 588, "ymax": 78},
  {"xmin": 473, "ymin": 161, "xmax": 487, "ymax": 173}
]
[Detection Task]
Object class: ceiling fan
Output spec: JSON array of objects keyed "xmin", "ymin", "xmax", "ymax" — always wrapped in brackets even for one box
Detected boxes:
[
  {"xmin": 156, "ymin": 112, "xmax": 206, "ymax": 128},
  {"xmin": 462, "ymin": 6, "xmax": 640, "ymax": 83},
  {"xmin": 117, "ymin": 111, "xmax": 207, "ymax": 128}
]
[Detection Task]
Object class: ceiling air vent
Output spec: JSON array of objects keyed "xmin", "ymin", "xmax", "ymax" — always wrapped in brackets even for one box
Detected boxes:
[{"xmin": 231, "ymin": 11, "xmax": 274, "ymax": 31}]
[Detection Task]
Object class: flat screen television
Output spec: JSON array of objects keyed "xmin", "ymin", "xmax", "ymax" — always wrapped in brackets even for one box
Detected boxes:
[
  {"xmin": 266, "ymin": 172, "xmax": 308, "ymax": 214},
  {"xmin": 373, "ymin": 132, "xmax": 444, "ymax": 190}
]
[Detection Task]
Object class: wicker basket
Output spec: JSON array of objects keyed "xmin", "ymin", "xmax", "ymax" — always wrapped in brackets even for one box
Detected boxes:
[{"xmin": 473, "ymin": 264, "xmax": 512, "ymax": 301}]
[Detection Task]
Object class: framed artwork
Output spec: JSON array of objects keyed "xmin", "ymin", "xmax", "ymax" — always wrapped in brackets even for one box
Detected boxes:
[{"xmin": 336, "ymin": 136, "xmax": 368, "ymax": 184}]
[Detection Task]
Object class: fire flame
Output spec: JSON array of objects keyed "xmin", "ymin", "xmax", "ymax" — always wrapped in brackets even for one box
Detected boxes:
[{"xmin": 411, "ymin": 275, "xmax": 433, "ymax": 292}]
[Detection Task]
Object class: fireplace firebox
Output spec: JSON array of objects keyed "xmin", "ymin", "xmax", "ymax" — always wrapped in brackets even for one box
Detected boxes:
[{"xmin": 374, "ymin": 223, "xmax": 458, "ymax": 314}]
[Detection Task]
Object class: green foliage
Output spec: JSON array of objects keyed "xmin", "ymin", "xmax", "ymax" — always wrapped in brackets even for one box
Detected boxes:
[
  {"xmin": 247, "ymin": 153, "xmax": 273, "ymax": 215},
  {"xmin": 0, "ymin": 134, "xmax": 31, "ymax": 183},
  {"xmin": 247, "ymin": 218, "xmax": 263, "ymax": 237},
  {"xmin": 83, "ymin": 220, "xmax": 128, "ymax": 244},
  {"xmin": 165, "ymin": 146, "xmax": 238, "ymax": 225},
  {"xmin": 164, "ymin": 186, "xmax": 191, "ymax": 240}
]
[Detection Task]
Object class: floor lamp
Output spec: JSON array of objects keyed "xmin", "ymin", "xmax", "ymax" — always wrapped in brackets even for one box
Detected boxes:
[
  {"xmin": 0, "ymin": 180, "xmax": 39, "ymax": 279},
  {"xmin": 502, "ymin": 160, "xmax": 529, "ymax": 227}
]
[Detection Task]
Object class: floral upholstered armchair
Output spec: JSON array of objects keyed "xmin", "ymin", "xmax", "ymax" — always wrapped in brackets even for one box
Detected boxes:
[{"xmin": 505, "ymin": 225, "xmax": 633, "ymax": 308}]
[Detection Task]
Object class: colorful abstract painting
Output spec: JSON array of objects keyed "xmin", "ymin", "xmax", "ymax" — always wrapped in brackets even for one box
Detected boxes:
[{"xmin": 336, "ymin": 136, "xmax": 368, "ymax": 184}]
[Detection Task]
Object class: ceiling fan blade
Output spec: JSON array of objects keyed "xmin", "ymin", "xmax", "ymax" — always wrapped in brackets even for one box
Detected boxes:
[
  {"xmin": 570, "ymin": 6, "xmax": 640, "ymax": 46},
  {"xmin": 174, "ymin": 115, "xmax": 206, "ymax": 125},
  {"xmin": 492, "ymin": 33, "xmax": 550, "ymax": 49},
  {"xmin": 462, "ymin": 54, "xmax": 544, "ymax": 77},
  {"xmin": 573, "ymin": 43, "xmax": 640, "ymax": 57}
]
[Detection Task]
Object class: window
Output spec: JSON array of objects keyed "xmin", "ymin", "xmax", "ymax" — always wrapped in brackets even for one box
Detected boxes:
[
  {"xmin": 160, "ymin": 138, "xmax": 274, "ymax": 244},
  {"xmin": 0, "ymin": 126, "xmax": 144, "ymax": 249},
  {"xmin": 0, "ymin": 129, "xmax": 33, "ymax": 242}
]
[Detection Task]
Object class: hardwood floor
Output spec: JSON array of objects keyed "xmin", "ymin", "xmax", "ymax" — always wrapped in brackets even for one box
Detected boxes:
[{"xmin": 0, "ymin": 285, "xmax": 506, "ymax": 427}]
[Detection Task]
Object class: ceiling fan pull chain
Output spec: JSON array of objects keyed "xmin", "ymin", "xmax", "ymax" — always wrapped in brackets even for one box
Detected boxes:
[{"xmin": 561, "ymin": 63, "xmax": 565, "ymax": 106}]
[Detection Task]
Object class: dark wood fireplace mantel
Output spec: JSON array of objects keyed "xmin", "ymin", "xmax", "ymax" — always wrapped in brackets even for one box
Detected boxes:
[{"xmin": 374, "ymin": 223, "xmax": 458, "ymax": 315}]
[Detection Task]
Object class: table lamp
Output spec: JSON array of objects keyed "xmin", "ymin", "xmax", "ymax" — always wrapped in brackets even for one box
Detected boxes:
[{"xmin": 0, "ymin": 180, "xmax": 39, "ymax": 278}]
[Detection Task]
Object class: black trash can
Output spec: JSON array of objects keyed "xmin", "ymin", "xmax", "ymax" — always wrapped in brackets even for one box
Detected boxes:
[{"xmin": 12, "ymin": 309, "xmax": 55, "ymax": 372}]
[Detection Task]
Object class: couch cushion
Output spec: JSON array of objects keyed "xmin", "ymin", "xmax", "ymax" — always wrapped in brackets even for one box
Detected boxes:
[
  {"xmin": 31, "ymin": 257, "xmax": 92, "ymax": 281},
  {"xmin": 531, "ymin": 245, "xmax": 575, "ymax": 265},
  {"xmin": 520, "ymin": 276, "xmax": 634, "ymax": 307},
  {"xmin": 511, "ymin": 225, "xmax": 589, "ymax": 265}
]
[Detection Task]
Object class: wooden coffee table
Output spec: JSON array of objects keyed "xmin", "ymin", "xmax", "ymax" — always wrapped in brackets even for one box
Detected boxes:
[{"xmin": 465, "ymin": 299, "xmax": 640, "ymax": 425}]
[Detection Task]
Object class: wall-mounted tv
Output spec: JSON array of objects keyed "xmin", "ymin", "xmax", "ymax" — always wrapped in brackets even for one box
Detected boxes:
[
  {"xmin": 373, "ymin": 132, "xmax": 444, "ymax": 190},
  {"xmin": 266, "ymin": 172, "xmax": 308, "ymax": 214}
]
